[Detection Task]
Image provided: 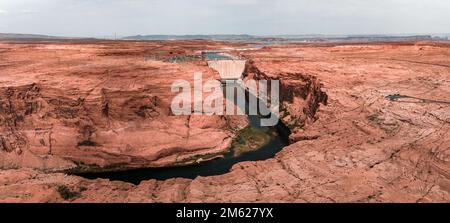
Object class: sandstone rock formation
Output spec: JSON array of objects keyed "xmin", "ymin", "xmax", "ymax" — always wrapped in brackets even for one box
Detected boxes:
[
  {"xmin": 0, "ymin": 40, "xmax": 248, "ymax": 172},
  {"xmin": 0, "ymin": 40, "xmax": 449, "ymax": 203},
  {"xmin": 244, "ymin": 59, "xmax": 328, "ymax": 135}
]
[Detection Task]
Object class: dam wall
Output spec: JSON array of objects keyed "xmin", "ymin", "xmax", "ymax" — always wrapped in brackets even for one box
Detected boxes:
[{"xmin": 207, "ymin": 60, "xmax": 246, "ymax": 80}]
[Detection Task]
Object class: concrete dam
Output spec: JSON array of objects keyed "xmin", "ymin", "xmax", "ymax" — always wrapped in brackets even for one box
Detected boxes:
[{"xmin": 207, "ymin": 59, "xmax": 246, "ymax": 81}]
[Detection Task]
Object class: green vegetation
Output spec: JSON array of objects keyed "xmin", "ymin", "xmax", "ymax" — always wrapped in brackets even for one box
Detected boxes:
[
  {"xmin": 165, "ymin": 55, "xmax": 201, "ymax": 63},
  {"xmin": 231, "ymin": 126, "xmax": 276, "ymax": 157}
]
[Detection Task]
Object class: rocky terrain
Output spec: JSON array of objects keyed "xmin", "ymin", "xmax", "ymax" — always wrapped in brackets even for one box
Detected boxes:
[
  {"xmin": 0, "ymin": 40, "xmax": 253, "ymax": 173},
  {"xmin": 0, "ymin": 39, "xmax": 449, "ymax": 202}
]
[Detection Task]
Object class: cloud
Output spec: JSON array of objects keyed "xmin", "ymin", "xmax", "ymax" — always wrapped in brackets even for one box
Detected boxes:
[
  {"xmin": 19, "ymin": 9, "xmax": 38, "ymax": 14},
  {"xmin": 221, "ymin": 0, "xmax": 260, "ymax": 6},
  {"xmin": 0, "ymin": 0, "xmax": 449, "ymax": 36}
]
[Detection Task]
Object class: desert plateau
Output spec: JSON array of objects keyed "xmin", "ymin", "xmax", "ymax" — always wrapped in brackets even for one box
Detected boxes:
[{"xmin": 0, "ymin": 38, "xmax": 449, "ymax": 202}]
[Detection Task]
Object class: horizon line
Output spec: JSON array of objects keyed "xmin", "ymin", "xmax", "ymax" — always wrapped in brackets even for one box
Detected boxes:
[{"xmin": 1, "ymin": 32, "xmax": 450, "ymax": 39}]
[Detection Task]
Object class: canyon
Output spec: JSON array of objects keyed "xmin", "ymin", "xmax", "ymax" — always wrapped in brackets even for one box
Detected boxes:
[{"xmin": 0, "ymin": 39, "xmax": 449, "ymax": 202}]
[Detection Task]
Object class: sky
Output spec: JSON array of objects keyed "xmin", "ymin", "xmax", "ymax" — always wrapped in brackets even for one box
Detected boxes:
[{"xmin": 0, "ymin": 0, "xmax": 449, "ymax": 37}]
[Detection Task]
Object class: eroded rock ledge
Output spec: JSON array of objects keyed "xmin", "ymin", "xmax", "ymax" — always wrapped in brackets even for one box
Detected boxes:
[
  {"xmin": 244, "ymin": 59, "xmax": 328, "ymax": 141},
  {"xmin": 0, "ymin": 40, "xmax": 249, "ymax": 173}
]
